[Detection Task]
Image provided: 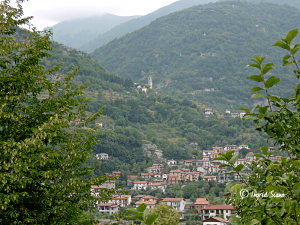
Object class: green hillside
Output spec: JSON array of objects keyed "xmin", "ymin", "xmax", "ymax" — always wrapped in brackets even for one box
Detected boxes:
[
  {"xmin": 49, "ymin": 14, "xmax": 140, "ymax": 49},
  {"xmin": 79, "ymin": 0, "xmax": 218, "ymax": 53},
  {"xmin": 27, "ymin": 29, "xmax": 273, "ymax": 174},
  {"xmin": 40, "ymin": 42, "xmax": 134, "ymax": 93},
  {"xmin": 241, "ymin": 0, "xmax": 300, "ymax": 8},
  {"xmin": 91, "ymin": 1, "xmax": 300, "ymax": 112}
]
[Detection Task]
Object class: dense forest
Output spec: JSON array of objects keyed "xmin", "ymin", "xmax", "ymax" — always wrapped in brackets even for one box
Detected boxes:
[
  {"xmin": 86, "ymin": 93, "xmax": 272, "ymax": 168},
  {"xmin": 91, "ymin": 1, "xmax": 300, "ymax": 112},
  {"xmin": 79, "ymin": 0, "xmax": 219, "ymax": 53},
  {"xmin": 40, "ymin": 41, "xmax": 134, "ymax": 92}
]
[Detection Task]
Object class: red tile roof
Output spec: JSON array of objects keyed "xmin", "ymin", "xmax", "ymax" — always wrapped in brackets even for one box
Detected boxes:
[
  {"xmin": 135, "ymin": 201, "xmax": 156, "ymax": 205},
  {"xmin": 204, "ymin": 205, "xmax": 234, "ymax": 210},
  {"xmin": 162, "ymin": 198, "xmax": 184, "ymax": 202}
]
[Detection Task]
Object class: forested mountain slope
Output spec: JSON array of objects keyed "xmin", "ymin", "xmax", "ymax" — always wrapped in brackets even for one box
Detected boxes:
[
  {"xmin": 79, "ymin": 0, "xmax": 218, "ymax": 53},
  {"xmin": 28, "ymin": 29, "xmax": 274, "ymax": 174},
  {"xmin": 49, "ymin": 14, "xmax": 140, "ymax": 49},
  {"xmin": 241, "ymin": 0, "xmax": 300, "ymax": 9},
  {"xmin": 41, "ymin": 42, "xmax": 134, "ymax": 93},
  {"xmin": 91, "ymin": 1, "xmax": 300, "ymax": 111}
]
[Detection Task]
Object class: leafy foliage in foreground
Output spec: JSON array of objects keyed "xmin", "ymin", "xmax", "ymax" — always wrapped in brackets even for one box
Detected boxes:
[
  {"xmin": 0, "ymin": 1, "xmax": 116, "ymax": 224},
  {"xmin": 216, "ymin": 29, "xmax": 300, "ymax": 224}
]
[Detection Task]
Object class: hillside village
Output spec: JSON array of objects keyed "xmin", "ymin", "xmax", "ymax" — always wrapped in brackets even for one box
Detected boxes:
[{"xmin": 92, "ymin": 144, "xmax": 281, "ymax": 224}]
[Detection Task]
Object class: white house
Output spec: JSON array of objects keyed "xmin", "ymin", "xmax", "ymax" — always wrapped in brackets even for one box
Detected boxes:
[
  {"xmin": 135, "ymin": 200, "xmax": 156, "ymax": 209},
  {"xmin": 96, "ymin": 203, "xmax": 119, "ymax": 215},
  {"xmin": 239, "ymin": 145, "xmax": 249, "ymax": 149},
  {"xmin": 245, "ymin": 152, "xmax": 256, "ymax": 162},
  {"xmin": 103, "ymin": 180, "xmax": 115, "ymax": 189},
  {"xmin": 111, "ymin": 195, "xmax": 131, "ymax": 207},
  {"xmin": 203, "ymin": 205, "xmax": 235, "ymax": 220},
  {"xmin": 133, "ymin": 181, "xmax": 148, "ymax": 190},
  {"xmin": 148, "ymin": 183, "xmax": 166, "ymax": 192},
  {"xmin": 95, "ymin": 153, "xmax": 108, "ymax": 160},
  {"xmin": 147, "ymin": 167, "xmax": 157, "ymax": 173},
  {"xmin": 162, "ymin": 173, "xmax": 169, "ymax": 180},
  {"xmin": 202, "ymin": 176, "xmax": 217, "ymax": 181},
  {"xmin": 161, "ymin": 198, "xmax": 185, "ymax": 211},
  {"xmin": 203, "ymin": 217, "xmax": 230, "ymax": 225},
  {"xmin": 203, "ymin": 150, "xmax": 213, "ymax": 156},
  {"xmin": 169, "ymin": 170, "xmax": 181, "ymax": 180},
  {"xmin": 234, "ymin": 159, "xmax": 246, "ymax": 167},
  {"xmin": 240, "ymin": 112, "xmax": 246, "ymax": 118},
  {"xmin": 223, "ymin": 145, "xmax": 237, "ymax": 151},
  {"xmin": 167, "ymin": 159, "xmax": 177, "ymax": 166}
]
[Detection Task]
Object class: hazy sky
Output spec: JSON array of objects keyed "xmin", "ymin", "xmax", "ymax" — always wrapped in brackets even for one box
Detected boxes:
[{"xmin": 22, "ymin": 0, "xmax": 179, "ymax": 30}]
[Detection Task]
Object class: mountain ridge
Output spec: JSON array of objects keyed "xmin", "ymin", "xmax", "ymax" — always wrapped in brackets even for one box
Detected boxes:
[
  {"xmin": 50, "ymin": 14, "xmax": 140, "ymax": 49},
  {"xmin": 79, "ymin": 0, "xmax": 218, "ymax": 53},
  {"xmin": 91, "ymin": 1, "xmax": 300, "ymax": 111}
]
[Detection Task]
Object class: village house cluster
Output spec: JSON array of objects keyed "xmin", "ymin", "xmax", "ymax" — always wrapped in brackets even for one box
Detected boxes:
[
  {"xmin": 91, "ymin": 180, "xmax": 235, "ymax": 223},
  {"xmin": 91, "ymin": 144, "xmax": 281, "ymax": 224}
]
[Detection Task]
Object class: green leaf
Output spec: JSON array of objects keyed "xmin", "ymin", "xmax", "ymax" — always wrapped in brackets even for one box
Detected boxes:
[
  {"xmin": 234, "ymin": 164, "xmax": 244, "ymax": 172},
  {"xmin": 255, "ymin": 55, "xmax": 266, "ymax": 64},
  {"xmin": 247, "ymin": 63, "xmax": 261, "ymax": 69},
  {"xmin": 285, "ymin": 29, "xmax": 298, "ymax": 45},
  {"xmin": 229, "ymin": 215, "xmax": 242, "ymax": 225},
  {"xmin": 247, "ymin": 75, "xmax": 263, "ymax": 82},
  {"xmin": 137, "ymin": 203, "xmax": 147, "ymax": 212},
  {"xmin": 266, "ymin": 185, "xmax": 279, "ymax": 192},
  {"xmin": 213, "ymin": 156, "xmax": 228, "ymax": 161},
  {"xmin": 260, "ymin": 146, "xmax": 268, "ymax": 155},
  {"xmin": 126, "ymin": 209, "xmax": 140, "ymax": 214},
  {"xmin": 143, "ymin": 208, "xmax": 150, "ymax": 220},
  {"xmin": 227, "ymin": 180, "xmax": 239, "ymax": 189},
  {"xmin": 273, "ymin": 40, "xmax": 290, "ymax": 50},
  {"xmin": 224, "ymin": 150, "xmax": 235, "ymax": 160},
  {"xmin": 276, "ymin": 125, "xmax": 284, "ymax": 137},
  {"xmin": 239, "ymin": 107, "xmax": 250, "ymax": 114},
  {"xmin": 283, "ymin": 54, "xmax": 291, "ymax": 61},
  {"xmin": 246, "ymin": 219, "xmax": 260, "ymax": 225},
  {"xmin": 230, "ymin": 154, "xmax": 239, "ymax": 165},
  {"xmin": 219, "ymin": 164, "xmax": 231, "ymax": 168},
  {"xmin": 291, "ymin": 46, "xmax": 300, "ymax": 55},
  {"xmin": 269, "ymin": 95, "xmax": 281, "ymax": 102},
  {"xmin": 258, "ymin": 106, "xmax": 269, "ymax": 115},
  {"xmin": 252, "ymin": 87, "xmax": 264, "ymax": 93},
  {"xmin": 262, "ymin": 65, "xmax": 273, "ymax": 74},
  {"xmin": 225, "ymin": 171, "xmax": 237, "ymax": 175},
  {"xmin": 145, "ymin": 214, "xmax": 159, "ymax": 225},
  {"xmin": 283, "ymin": 60, "xmax": 294, "ymax": 66},
  {"xmin": 296, "ymin": 94, "xmax": 300, "ymax": 103},
  {"xmin": 251, "ymin": 93, "xmax": 267, "ymax": 99},
  {"xmin": 293, "ymin": 182, "xmax": 300, "ymax": 190},
  {"xmin": 254, "ymin": 153, "xmax": 263, "ymax": 158},
  {"xmin": 128, "ymin": 215, "xmax": 144, "ymax": 221},
  {"xmin": 265, "ymin": 76, "xmax": 281, "ymax": 88},
  {"xmin": 266, "ymin": 177, "xmax": 273, "ymax": 182}
]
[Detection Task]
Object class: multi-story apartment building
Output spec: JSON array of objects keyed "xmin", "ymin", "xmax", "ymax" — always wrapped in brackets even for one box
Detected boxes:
[
  {"xmin": 96, "ymin": 203, "xmax": 119, "ymax": 215},
  {"xmin": 132, "ymin": 181, "xmax": 147, "ymax": 190},
  {"xmin": 195, "ymin": 198, "xmax": 210, "ymax": 213},
  {"xmin": 161, "ymin": 198, "xmax": 185, "ymax": 211}
]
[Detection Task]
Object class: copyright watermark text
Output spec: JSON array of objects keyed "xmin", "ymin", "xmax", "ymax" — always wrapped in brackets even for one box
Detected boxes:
[{"xmin": 239, "ymin": 189, "xmax": 285, "ymax": 199}]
